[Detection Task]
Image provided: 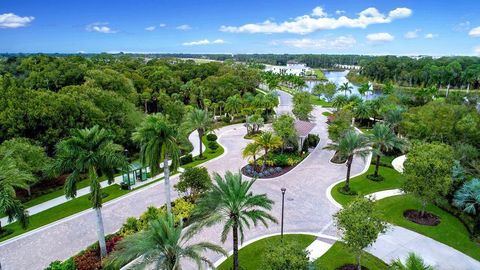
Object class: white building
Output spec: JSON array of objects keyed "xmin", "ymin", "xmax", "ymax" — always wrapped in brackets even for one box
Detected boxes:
[{"xmin": 265, "ymin": 62, "xmax": 312, "ymax": 76}]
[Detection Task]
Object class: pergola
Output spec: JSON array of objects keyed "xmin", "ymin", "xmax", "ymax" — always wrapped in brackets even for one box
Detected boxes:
[
  {"xmin": 122, "ymin": 161, "xmax": 148, "ymax": 188},
  {"xmin": 294, "ymin": 120, "xmax": 316, "ymax": 152}
]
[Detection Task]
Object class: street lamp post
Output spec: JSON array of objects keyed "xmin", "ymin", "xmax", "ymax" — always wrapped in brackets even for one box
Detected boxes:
[{"xmin": 281, "ymin": 187, "xmax": 286, "ymax": 241}]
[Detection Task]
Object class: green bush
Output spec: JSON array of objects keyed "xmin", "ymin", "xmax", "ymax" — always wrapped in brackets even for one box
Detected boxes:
[
  {"xmin": 273, "ymin": 154, "xmax": 289, "ymax": 167},
  {"xmin": 221, "ymin": 116, "xmax": 231, "ymax": 123},
  {"xmin": 180, "ymin": 154, "xmax": 193, "ymax": 165},
  {"xmin": 119, "ymin": 217, "xmax": 140, "ymax": 236},
  {"xmin": 261, "ymin": 242, "xmax": 310, "ymax": 270},
  {"xmin": 306, "ymin": 134, "xmax": 320, "ymax": 148},
  {"xmin": 44, "ymin": 258, "xmax": 76, "ymax": 270},
  {"xmin": 206, "ymin": 133, "xmax": 218, "ymax": 141},
  {"xmin": 208, "ymin": 141, "xmax": 219, "ymax": 150}
]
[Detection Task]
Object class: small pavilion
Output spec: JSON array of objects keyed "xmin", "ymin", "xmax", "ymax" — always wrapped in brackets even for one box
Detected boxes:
[
  {"xmin": 294, "ymin": 120, "xmax": 316, "ymax": 152},
  {"xmin": 122, "ymin": 161, "xmax": 148, "ymax": 188}
]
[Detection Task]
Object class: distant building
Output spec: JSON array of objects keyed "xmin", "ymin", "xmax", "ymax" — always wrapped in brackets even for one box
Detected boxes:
[{"xmin": 265, "ymin": 63, "xmax": 312, "ymax": 76}]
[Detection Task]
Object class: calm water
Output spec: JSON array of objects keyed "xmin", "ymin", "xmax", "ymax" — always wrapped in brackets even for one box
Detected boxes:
[{"xmin": 304, "ymin": 70, "xmax": 380, "ymax": 99}]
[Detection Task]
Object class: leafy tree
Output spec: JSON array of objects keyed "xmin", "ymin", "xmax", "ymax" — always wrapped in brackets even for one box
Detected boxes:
[
  {"xmin": 191, "ymin": 171, "xmax": 277, "ymax": 270},
  {"xmin": 328, "ymin": 109, "xmax": 354, "ymax": 142},
  {"xmin": 0, "ymin": 155, "xmax": 34, "ymax": 231},
  {"xmin": 453, "ymin": 179, "xmax": 480, "ymax": 237},
  {"xmin": 334, "ymin": 197, "xmax": 387, "ymax": 270},
  {"xmin": 389, "ymin": 253, "xmax": 434, "ymax": 270},
  {"xmin": 338, "ymin": 82, "xmax": 353, "ymax": 95},
  {"xmin": 261, "ymin": 242, "xmax": 310, "ymax": 270},
  {"xmin": 174, "ymin": 167, "xmax": 212, "ymax": 198},
  {"xmin": 272, "ymin": 114, "xmax": 297, "ymax": 151},
  {"xmin": 51, "ymin": 125, "xmax": 127, "ymax": 257},
  {"xmin": 132, "ymin": 114, "xmax": 180, "ymax": 214},
  {"xmin": 183, "ymin": 109, "xmax": 213, "ymax": 158},
  {"xmin": 324, "ymin": 130, "xmax": 371, "ymax": 192},
  {"xmin": 313, "ymin": 82, "xmax": 337, "ymax": 101},
  {"xmin": 242, "ymin": 142, "xmax": 262, "ymax": 169},
  {"xmin": 292, "ymin": 91, "xmax": 313, "ymax": 121},
  {"xmin": 383, "ymin": 81, "xmax": 394, "ymax": 95},
  {"xmin": 105, "ymin": 213, "xmax": 226, "ymax": 270},
  {"xmin": 402, "ymin": 142, "xmax": 454, "ymax": 216},
  {"xmin": 254, "ymin": 132, "xmax": 283, "ymax": 171},
  {"xmin": 368, "ymin": 123, "xmax": 406, "ymax": 179}
]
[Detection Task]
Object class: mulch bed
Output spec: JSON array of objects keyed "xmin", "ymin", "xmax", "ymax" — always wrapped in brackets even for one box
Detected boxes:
[
  {"xmin": 241, "ymin": 165, "xmax": 296, "ymax": 179},
  {"xmin": 331, "ymin": 151, "xmax": 347, "ymax": 164},
  {"xmin": 404, "ymin": 209, "xmax": 441, "ymax": 226},
  {"xmin": 336, "ymin": 264, "xmax": 369, "ymax": 270}
]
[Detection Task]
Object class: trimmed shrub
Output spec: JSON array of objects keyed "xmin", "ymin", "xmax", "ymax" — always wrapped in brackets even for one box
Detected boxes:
[
  {"xmin": 206, "ymin": 133, "xmax": 218, "ymax": 141},
  {"xmin": 74, "ymin": 250, "xmax": 100, "ymax": 270},
  {"xmin": 44, "ymin": 258, "xmax": 76, "ymax": 270},
  {"xmin": 180, "ymin": 154, "xmax": 193, "ymax": 165},
  {"xmin": 367, "ymin": 174, "xmax": 385, "ymax": 182},
  {"xmin": 119, "ymin": 217, "xmax": 139, "ymax": 236},
  {"xmin": 208, "ymin": 141, "xmax": 219, "ymax": 150},
  {"xmin": 221, "ymin": 116, "xmax": 231, "ymax": 123}
]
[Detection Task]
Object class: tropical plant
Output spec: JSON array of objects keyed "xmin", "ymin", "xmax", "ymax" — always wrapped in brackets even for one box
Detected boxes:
[
  {"xmin": 254, "ymin": 132, "xmax": 283, "ymax": 171},
  {"xmin": 105, "ymin": 213, "xmax": 227, "ymax": 270},
  {"xmin": 190, "ymin": 171, "xmax": 277, "ymax": 270},
  {"xmin": 453, "ymin": 179, "xmax": 480, "ymax": 236},
  {"xmin": 225, "ymin": 94, "xmax": 243, "ymax": 117},
  {"xmin": 272, "ymin": 114, "xmax": 298, "ymax": 152},
  {"xmin": 0, "ymin": 154, "xmax": 34, "ymax": 231},
  {"xmin": 358, "ymin": 82, "xmax": 371, "ymax": 99},
  {"xmin": 368, "ymin": 123, "xmax": 406, "ymax": 179},
  {"xmin": 332, "ymin": 95, "xmax": 349, "ymax": 111},
  {"xmin": 324, "ymin": 130, "xmax": 371, "ymax": 192},
  {"xmin": 383, "ymin": 106, "xmax": 406, "ymax": 134},
  {"xmin": 292, "ymin": 91, "xmax": 313, "ymax": 121},
  {"xmin": 261, "ymin": 241, "xmax": 310, "ymax": 270},
  {"xmin": 338, "ymin": 82, "xmax": 353, "ymax": 95},
  {"xmin": 242, "ymin": 142, "xmax": 262, "ymax": 170},
  {"xmin": 389, "ymin": 253, "xmax": 435, "ymax": 270},
  {"xmin": 245, "ymin": 114, "xmax": 264, "ymax": 135},
  {"xmin": 51, "ymin": 125, "xmax": 127, "ymax": 257},
  {"xmin": 183, "ymin": 109, "xmax": 213, "ymax": 158},
  {"xmin": 132, "ymin": 114, "xmax": 180, "ymax": 214},
  {"xmin": 353, "ymin": 101, "xmax": 372, "ymax": 125},
  {"xmin": 174, "ymin": 167, "xmax": 212, "ymax": 198},
  {"xmin": 334, "ymin": 197, "xmax": 387, "ymax": 270}
]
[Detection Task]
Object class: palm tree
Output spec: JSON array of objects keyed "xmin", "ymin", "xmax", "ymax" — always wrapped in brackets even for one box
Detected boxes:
[
  {"xmin": 358, "ymin": 82, "xmax": 371, "ymax": 99},
  {"xmin": 191, "ymin": 171, "xmax": 277, "ymax": 270},
  {"xmin": 242, "ymin": 142, "xmax": 262, "ymax": 170},
  {"xmin": 0, "ymin": 155, "xmax": 34, "ymax": 231},
  {"xmin": 390, "ymin": 253, "xmax": 434, "ymax": 270},
  {"xmin": 254, "ymin": 132, "xmax": 282, "ymax": 171},
  {"xmin": 338, "ymin": 82, "xmax": 353, "ymax": 95},
  {"xmin": 368, "ymin": 123, "xmax": 406, "ymax": 179},
  {"xmin": 453, "ymin": 179, "xmax": 480, "ymax": 236},
  {"xmin": 383, "ymin": 106, "xmax": 406, "ymax": 134},
  {"xmin": 132, "ymin": 114, "xmax": 180, "ymax": 214},
  {"xmin": 324, "ymin": 130, "xmax": 371, "ymax": 192},
  {"xmin": 225, "ymin": 95, "xmax": 243, "ymax": 118},
  {"xmin": 183, "ymin": 109, "xmax": 213, "ymax": 158},
  {"xmin": 332, "ymin": 95, "xmax": 349, "ymax": 111},
  {"xmin": 52, "ymin": 125, "xmax": 127, "ymax": 257},
  {"xmin": 353, "ymin": 101, "xmax": 372, "ymax": 126},
  {"xmin": 105, "ymin": 213, "xmax": 226, "ymax": 270}
]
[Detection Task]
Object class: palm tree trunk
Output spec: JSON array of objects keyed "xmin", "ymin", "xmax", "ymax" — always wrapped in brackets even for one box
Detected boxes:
[
  {"xmin": 374, "ymin": 154, "xmax": 381, "ymax": 177},
  {"xmin": 198, "ymin": 129, "xmax": 204, "ymax": 158},
  {"xmin": 344, "ymin": 156, "xmax": 353, "ymax": 192},
  {"xmin": 232, "ymin": 221, "xmax": 239, "ymax": 270},
  {"xmin": 144, "ymin": 100, "xmax": 148, "ymax": 114},
  {"xmin": 356, "ymin": 253, "xmax": 362, "ymax": 270},
  {"xmin": 473, "ymin": 213, "xmax": 480, "ymax": 237},
  {"xmin": 262, "ymin": 148, "xmax": 268, "ymax": 172},
  {"xmin": 163, "ymin": 158, "xmax": 172, "ymax": 214},
  {"xmin": 95, "ymin": 207, "xmax": 107, "ymax": 257}
]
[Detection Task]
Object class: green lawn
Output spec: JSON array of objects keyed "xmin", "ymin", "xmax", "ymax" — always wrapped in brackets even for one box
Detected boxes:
[
  {"xmin": 314, "ymin": 69, "xmax": 327, "ymax": 81},
  {"xmin": 0, "ymin": 184, "xmax": 129, "ymax": 242},
  {"xmin": 376, "ymin": 194, "xmax": 480, "ymax": 261},
  {"xmin": 217, "ymin": 234, "xmax": 316, "ymax": 270},
  {"xmin": 322, "ymin": 111, "xmax": 332, "ymax": 117},
  {"xmin": 311, "ymin": 96, "xmax": 332, "ymax": 107},
  {"xmin": 22, "ymin": 178, "xmax": 90, "ymax": 208},
  {"xmin": 182, "ymin": 135, "xmax": 224, "ymax": 169},
  {"xmin": 315, "ymin": 242, "xmax": 388, "ymax": 270},
  {"xmin": 331, "ymin": 165, "xmax": 403, "ymax": 206}
]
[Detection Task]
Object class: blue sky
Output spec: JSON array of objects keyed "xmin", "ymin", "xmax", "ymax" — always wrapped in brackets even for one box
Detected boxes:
[{"xmin": 1, "ymin": 0, "xmax": 479, "ymax": 55}]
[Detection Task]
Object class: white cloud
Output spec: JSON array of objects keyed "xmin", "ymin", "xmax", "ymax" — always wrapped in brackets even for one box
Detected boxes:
[
  {"xmin": 145, "ymin": 26, "xmax": 156, "ymax": 31},
  {"xmin": 453, "ymin": 21, "xmax": 470, "ymax": 32},
  {"xmin": 404, "ymin": 29, "xmax": 420, "ymax": 39},
  {"xmin": 311, "ymin": 7, "xmax": 327, "ymax": 17},
  {"xmin": 183, "ymin": 39, "xmax": 225, "ymax": 46},
  {"xmin": 335, "ymin": 10, "xmax": 346, "ymax": 15},
  {"xmin": 176, "ymin": 24, "xmax": 191, "ymax": 30},
  {"xmin": 424, "ymin": 33, "xmax": 438, "ymax": 39},
  {"xmin": 282, "ymin": 36, "xmax": 356, "ymax": 49},
  {"xmin": 469, "ymin": 26, "xmax": 480, "ymax": 37},
  {"xmin": 86, "ymin": 22, "xmax": 116, "ymax": 33},
  {"xmin": 0, "ymin": 13, "xmax": 34, "ymax": 28},
  {"xmin": 159, "ymin": 23, "xmax": 167, "ymax": 27},
  {"xmin": 220, "ymin": 6, "xmax": 412, "ymax": 34},
  {"xmin": 475, "ymin": 46, "xmax": 480, "ymax": 56},
  {"xmin": 367, "ymin": 32, "xmax": 394, "ymax": 42}
]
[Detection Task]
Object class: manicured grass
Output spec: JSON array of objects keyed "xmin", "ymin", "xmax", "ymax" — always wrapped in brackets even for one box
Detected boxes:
[
  {"xmin": 331, "ymin": 165, "xmax": 403, "ymax": 206},
  {"xmin": 314, "ymin": 69, "xmax": 327, "ymax": 81},
  {"xmin": 182, "ymin": 135, "xmax": 224, "ymax": 169},
  {"xmin": 315, "ymin": 242, "xmax": 388, "ymax": 270},
  {"xmin": 22, "ymin": 178, "xmax": 90, "ymax": 208},
  {"xmin": 322, "ymin": 111, "xmax": 332, "ymax": 117},
  {"xmin": 0, "ymin": 184, "xmax": 129, "ymax": 242},
  {"xmin": 217, "ymin": 234, "xmax": 316, "ymax": 270},
  {"xmin": 376, "ymin": 194, "xmax": 480, "ymax": 261},
  {"xmin": 311, "ymin": 96, "xmax": 332, "ymax": 107}
]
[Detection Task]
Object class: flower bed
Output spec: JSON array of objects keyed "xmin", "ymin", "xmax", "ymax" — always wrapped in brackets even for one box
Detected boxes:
[{"xmin": 241, "ymin": 152, "xmax": 306, "ymax": 179}]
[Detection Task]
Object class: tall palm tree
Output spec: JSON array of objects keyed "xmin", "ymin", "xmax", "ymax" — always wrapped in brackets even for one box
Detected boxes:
[
  {"xmin": 338, "ymin": 82, "xmax": 353, "ymax": 95},
  {"xmin": 52, "ymin": 125, "xmax": 127, "ymax": 257},
  {"xmin": 183, "ymin": 109, "xmax": 213, "ymax": 158},
  {"xmin": 383, "ymin": 106, "xmax": 406, "ymax": 134},
  {"xmin": 324, "ymin": 130, "xmax": 371, "ymax": 192},
  {"xmin": 369, "ymin": 123, "xmax": 406, "ymax": 178},
  {"xmin": 358, "ymin": 82, "xmax": 371, "ymax": 99},
  {"xmin": 132, "ymin": 114, "xmax": 180, "ymax": 214},
  {"xmin": 105, "ymin": 213, "xmax": 226, "ymax": 270},
  {"xmin": 0, "ymin": 155, "xmax": 34, "ymax": 231},
  {"xmin": 390, "ymin": 253, "xmax": 434, "ymax": 270},
  {"xmin": 225, "ymin": 95, "xmax": 243, "ymax": 118},
  {"xmin": 353, "ymin": 101, "xmax": 372, "ymax": 126},
  {"xmin": 191, "ymin": 171, "xmax": 277, "ymax": 270},
  {"xmin": 332, "ymin": 95, "xmax": 349, "ymax": 111},
  {"xmin": 254, "ymin": 132, "xmax": 282, "ymax": 171},
  {"xmin": 453, "ymin": 179, "xmax": 480, "ymax": 236},
  {"xmin": 242, "ymin": 142, "xmax": 262, "ymax": 170}
]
